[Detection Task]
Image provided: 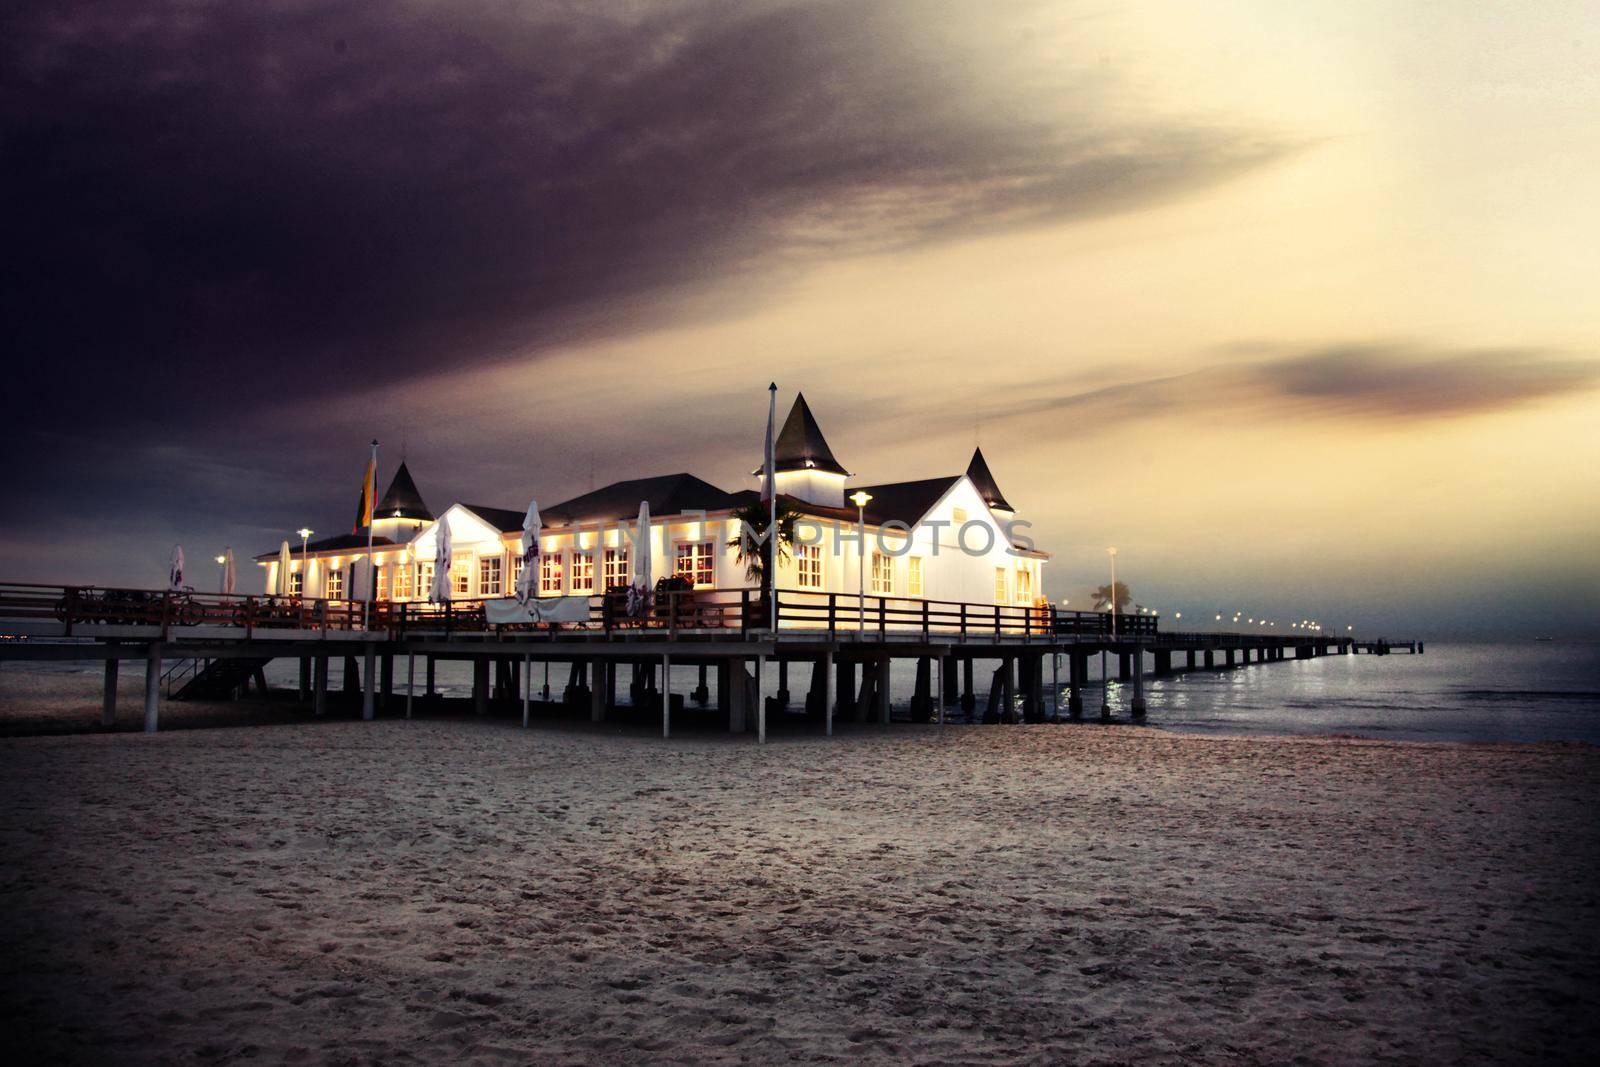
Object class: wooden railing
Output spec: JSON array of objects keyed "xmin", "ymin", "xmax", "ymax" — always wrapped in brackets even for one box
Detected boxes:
[
  {"xmin": 0, "ymin": 581, "xmax": 1166, "ymax": 642},
  {"xmin": 0, "ymin": 582, "xmax": 378, "ymax": 637}
]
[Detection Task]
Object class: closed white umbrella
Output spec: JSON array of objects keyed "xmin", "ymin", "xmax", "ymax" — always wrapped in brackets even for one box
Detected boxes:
[
  {"xmin": 628, "ymin": 500, "xmax": 652, "ymax": 617},
  {"xmin": 516, "ymin": 499, "xmax": 541, "ymax": 601},
  {"xmin": 222, "ymin": 547, "xmax": 236, "ymax": 596},
  {"xmin": 430, "ymin": 520, "xmax": 452, "ymax": 603},
  {"xmin": 276, "ymin": 541, "xmax": 292, "ymax": 596},
  {"xmin": 169, "ymin": 544, "xmax": 185, "ymax": 591}
]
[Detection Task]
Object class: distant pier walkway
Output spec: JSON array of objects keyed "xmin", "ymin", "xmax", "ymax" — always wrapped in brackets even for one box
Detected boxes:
[{"xmin": 0, "ymin": 583, "xmax": 1410, "ymax": 740}]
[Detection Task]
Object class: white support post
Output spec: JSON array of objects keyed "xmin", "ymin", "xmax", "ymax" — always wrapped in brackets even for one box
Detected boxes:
[
  {"xmin": 936, "ymin": 653, "xmax": 945, "ymax": 726},
  {"xmin": 823, "ymin": 649, "xmax": 833, "ymax": 737},
  {"xmin": 143, "ymin": 643, "xmax": 162, "ymax": 732},
  {"xmin": 756, "ymin": 653, "xmax": 766, "ymax": 745},
  {"xmin": 661, "ymin": 652, "xmax": 671, "ymax": 738},
  {"xmin": 1051, "ymin": 652, "xmax": 1060, "ymax": 722},
  {"xmin": 522, "ymin": 652, "xmax": 531, "ymax": 728},
  {"xmin": 406, "ymin": 652, "xmax": 416, "ymax": 720}
]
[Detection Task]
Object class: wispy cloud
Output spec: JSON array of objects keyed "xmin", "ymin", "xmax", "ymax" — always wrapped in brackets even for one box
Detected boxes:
[{"xmin": 999, "ymin": 342, "xmax": 1600, "ymax": 432}]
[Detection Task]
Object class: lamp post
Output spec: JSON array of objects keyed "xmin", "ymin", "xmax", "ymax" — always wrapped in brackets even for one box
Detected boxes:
[
  {"xmin": 297, "ymin": 528, "xmax": 314, "ymax": 598},
  {"xmin": 850, "ymin": 490, "xmax": 872, "ymax": 632},
  {"xmin": 1107, "ymin": 547, "xmax": 1117, "ymax": 639},
  {"xmin": 215, "ymin": 555, "xmax": 226, "ymax": 594}
]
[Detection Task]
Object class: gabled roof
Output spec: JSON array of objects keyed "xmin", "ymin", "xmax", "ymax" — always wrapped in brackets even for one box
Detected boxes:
[
  {"xmin": 851, "ymin": 477, "xmax": 962, "ymax": 528},
  {"xmin": 377, "ymin": 461, "xmax": 433, "ymax": 521},
  {"xmin": 755, "ymin": 393, "xmax": 849, "ymax": 477},
  {"xmin": 966, "ymin": 447, "xmax": 1014, "ymax": 512},
  {"xmin": 541, "ymin": 473, "xmax": 741, "ymax": 526},
  {"xmin": 730, "ymin": 477, "xmax": 962, "ymax": 528},
  {"xmin": 254, "ymin": 533, "xmax": 396, "ymax": 562},
  {"xmin": 460, "ymin": 503, "xmax": 528, "ymax": 533}
]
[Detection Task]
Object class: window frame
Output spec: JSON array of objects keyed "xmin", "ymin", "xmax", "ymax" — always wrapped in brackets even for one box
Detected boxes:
[
  {"xmin": 870, "ymin": 551, "xmax": 893, "ymax": 595},
  {"xmin": 540, "ymin": 551, "xmax": 565, "ymax": 596},
  {"xmin": 569, "ymin": 550, "xmax": 596, "ymax": 594},
  {"xmin": 602, "ymin": 547, "xmax": 630, "ymax": 591},
  {"xmin": 795, "ymin": 543, "xmax": 823, "ymax": 589},
  {"xmin": 674, "ymin": 540, "xmax": 715, "ymax": 588},
  {"xmin": 478, "ymin": 556, "xmax": 502, "ymax": 598}
]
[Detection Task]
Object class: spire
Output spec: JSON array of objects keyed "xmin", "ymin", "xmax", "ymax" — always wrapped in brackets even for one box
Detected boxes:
[
  {"xmin": 966, "ymin": 447, "xmax": 1014, "ymax": 512},
  {"xmin": 376, "ymin": 461, "xmax": 433, "ymax": 521},
  {"xmin": 755, "ymin": 392, "xmax": 849, "ymax": 476}
]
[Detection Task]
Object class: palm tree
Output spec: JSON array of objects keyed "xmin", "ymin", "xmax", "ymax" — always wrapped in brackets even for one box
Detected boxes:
[
  {"xmin": 727, "ymin": 498, "xmax": 802, "ymax": 596},
  {"xmin": 1092, "ymin": 581, "xmax": 1131, "ymax": 613}
]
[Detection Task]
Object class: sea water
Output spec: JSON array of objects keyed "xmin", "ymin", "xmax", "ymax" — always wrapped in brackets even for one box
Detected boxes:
[
  {"xmin": 12, "ymin": 640, "xmax": 1598, "ymax": 744},
  {"xmin": 263, "ymin": 639, "xmax": 1599, "ymax": 743}
]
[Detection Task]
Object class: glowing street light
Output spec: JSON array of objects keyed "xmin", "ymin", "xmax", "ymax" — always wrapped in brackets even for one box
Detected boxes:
[
  {"xmin": 297, "ymin": 527, "xmax": 314, "ymax": 598},
  {"xmin": 850, "ymin": 490, "xmax": 872, "ymax": 632},
  {"xmin": 1106, "ymin": 547, "xmax": 1117, "ymax": 640}
]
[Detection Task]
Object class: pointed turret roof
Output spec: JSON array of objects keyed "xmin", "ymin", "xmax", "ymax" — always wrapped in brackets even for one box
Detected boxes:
[
  {"xmin": 966, "ymin": 447, "xmax": 1013, "ymax": 512},
  {"xmin": 755, "ymin": 393, "xmax": 849, "ymax": 477},
  {"xmin": 377, "ymin": 461, "xmax": 433, "ymax": 521}
]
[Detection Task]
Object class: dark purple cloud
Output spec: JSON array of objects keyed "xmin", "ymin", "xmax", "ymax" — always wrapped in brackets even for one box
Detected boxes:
[
  {"xmin": 4, "ymin": 1, "xmax": 1287, "ymax": 415},
  {"xmin": 1, "ymin": 0, "xmax": 1293, "ymax": 583}
]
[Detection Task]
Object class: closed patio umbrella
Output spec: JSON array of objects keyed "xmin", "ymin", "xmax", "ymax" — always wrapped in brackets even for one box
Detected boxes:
[
  {"xmin": 276, "ymin": 541, "xmax": 292, "ymax": 596},
  {"xmin": 628, "ymin": 500, "xmax": 652, "ymax": 618},
  {"xmin": 516, "ymin": 499, "xmax": 541, "ymax": 601},
  {"xmin": 169, "ymin": 544, "xmax": 185, "ymax": 591},
  {"xmin": 430, "ymin": 520, "xmax": 452, "ymax": 603},
  {"xmin": 222, "ymin": 547, "xmax": 236, "ymax": 596}
]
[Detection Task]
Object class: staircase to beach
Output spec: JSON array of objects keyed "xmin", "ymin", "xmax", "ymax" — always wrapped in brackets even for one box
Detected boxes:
[{"xmin": 164, "ymin": 657, "xmax": 275, "ymax": 701}]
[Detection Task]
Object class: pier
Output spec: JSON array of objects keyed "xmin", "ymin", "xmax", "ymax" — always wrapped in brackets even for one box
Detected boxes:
[
  {"xmin": 1352, "ymin": 638, "xmax": 1424, "ymax": 654},
  {"xmin": 1, "ymin": 582, "xmax": 1364, "ymax": 738}
]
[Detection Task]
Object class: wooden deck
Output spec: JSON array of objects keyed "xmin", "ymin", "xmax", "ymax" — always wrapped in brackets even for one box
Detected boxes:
[{"xmin": 0, "ymin": 581, "xmax": 1366, "ymax": 738}]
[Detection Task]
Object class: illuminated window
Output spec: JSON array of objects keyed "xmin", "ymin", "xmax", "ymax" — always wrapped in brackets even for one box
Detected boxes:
[
  {"xmin": 451, "ymin": 552, "xmax": 473, "ymax": 597},
  {"xmin": 993, "ymin": 567, "xmax": 1008, "ymax": 603},
  {"xmin": 540, "ymin": 552, "xmax": 564, "ymax": 595},
  {"xmin": 325, "ymin": 570, "xmax": 344, "ymax": 600},
  {"xmin": 1014, "ymin": 564, "xmax": 1032, "ymax": 602},
  {"xmin": 570, "ymin": 551, "xmax": 595, "ymax": 593},
  {"xmin": 395, "ymin": 562, "xmax": 414, "ymax": 600},
  {"xmin": 414, "ymin": 562, "xmax": 433, "ymax": 598},
  {"xmin": 871, "ymin": 551, "xmax": 893, "ymax": 594},
  {"xmin": 952, "ymin": 507, "xmax": 968, "ymax": 524},
  {"xmin": 907, "ymin": 556, "xmax": 924, "ymax": 597},
  {"xmin": 376, "ymin": 566, "xmax": 389, "ymax": 601},
  {"xmin": 796, "ymin": 544, "xmax": 823, "ymax": 589},
  {"xmin": 675, "ymin": 541, "xmax": 715, "ymax": 588},
  {"xmin": 603, "ymin": 547, "xmax": 629, "ymax": 590},
  {"xmin": 289, "ymin": 571, "xmax": 304, "ymax": 596},
  {"xmin": 478, "ymin": 556, "xmax": 502, "ymax": 597}
]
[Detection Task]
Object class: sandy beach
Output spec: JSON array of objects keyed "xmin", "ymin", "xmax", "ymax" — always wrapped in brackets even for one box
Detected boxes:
[{"xmin": 2, "ymin": 687, "xmax": 1597, "ymax": 1064}]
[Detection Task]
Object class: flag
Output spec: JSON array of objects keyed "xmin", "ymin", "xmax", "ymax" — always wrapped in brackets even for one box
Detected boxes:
[{"xmin": 353, "ymin": 452, "xmax": 377, "ymax": 533}]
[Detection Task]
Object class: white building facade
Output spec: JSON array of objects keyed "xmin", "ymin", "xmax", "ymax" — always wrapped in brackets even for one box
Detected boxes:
[{"xmin": 259, "ymin": 394, "xmax": 1049, "ymax": 614}]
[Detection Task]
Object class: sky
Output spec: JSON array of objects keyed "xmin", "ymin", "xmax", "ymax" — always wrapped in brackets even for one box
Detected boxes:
[{"xmin": 3, "ymin": 0, "xmax": 1598, "ymax": 638}]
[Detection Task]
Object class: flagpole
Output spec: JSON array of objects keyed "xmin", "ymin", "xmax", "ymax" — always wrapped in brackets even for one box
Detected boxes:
[
  {"xmin": 365, "ymin": 438, "xmax": 378, "ymax": 630},
  {"xmin": 766, "ymin": 383, "xmax": 777, "ymax": 638}
]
